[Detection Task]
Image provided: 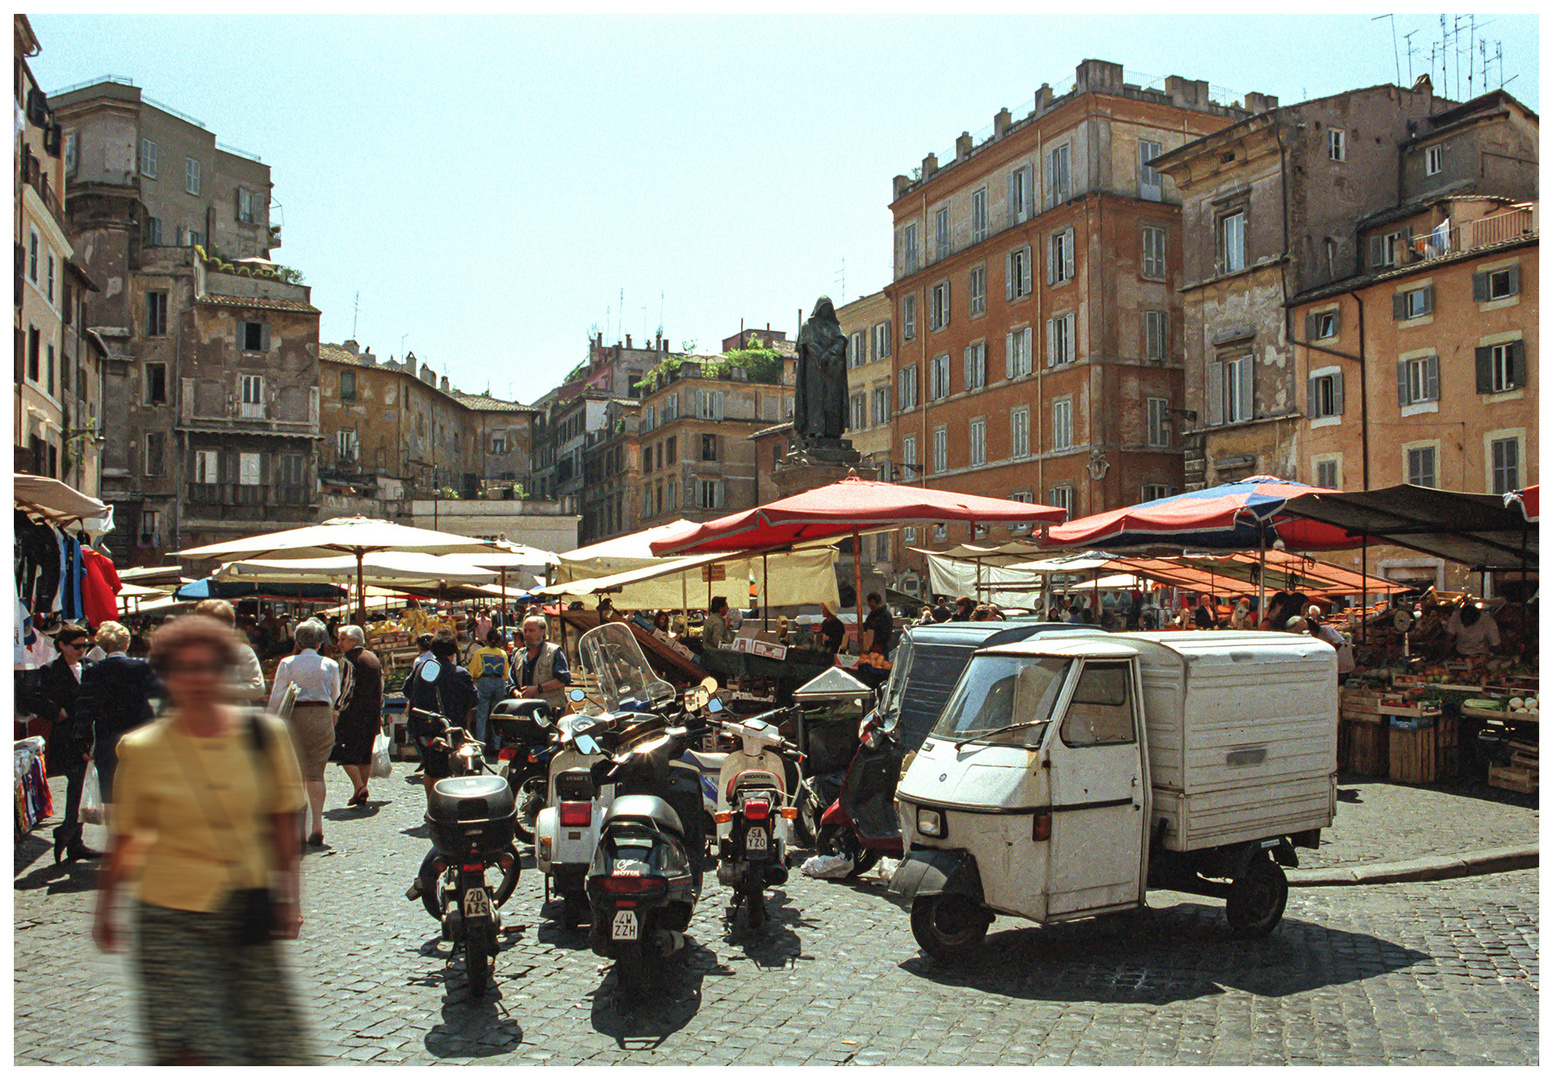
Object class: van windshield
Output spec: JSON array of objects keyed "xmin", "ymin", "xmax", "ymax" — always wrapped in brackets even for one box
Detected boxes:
[{"xmin": 931, "ymin": 655, "xmax": 1072, "ymax": 748}]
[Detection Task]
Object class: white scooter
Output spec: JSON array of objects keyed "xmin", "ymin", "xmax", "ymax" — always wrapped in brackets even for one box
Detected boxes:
[
  {"xmin": 534, "ymin": 710, "xmax": 613, "ymax": 930},
  {"xmin": 714, "ymin": 707, "xmax": 801, "ymax": 927}
]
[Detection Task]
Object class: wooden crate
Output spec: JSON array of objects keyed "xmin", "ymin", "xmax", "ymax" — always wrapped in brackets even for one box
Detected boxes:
[
  {"xmin": 1389, "ymin": 726, "xmax": 1437, "ymax": 784},
  {"xmin": 1347, "ymin": 716, "xmax": 1390, "ymax": 777},
  {"xmin": 1488, "ymin": 762, "xmax": 1538, "ymax": 793},
  {"xmin": 1433, "ymin": 712, "xmax": 1461, "ymax": 781}
]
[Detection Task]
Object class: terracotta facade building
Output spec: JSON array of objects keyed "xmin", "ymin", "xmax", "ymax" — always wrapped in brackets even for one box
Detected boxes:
[{"xmin": 885, "ymin": 60, "xmax": 1260, "ymax": 583}]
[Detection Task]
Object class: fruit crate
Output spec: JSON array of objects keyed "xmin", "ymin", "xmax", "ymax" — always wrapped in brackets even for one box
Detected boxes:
[{"xmin": 1388, "ymin": 725, "xmax": 1437, "ymax": 784}]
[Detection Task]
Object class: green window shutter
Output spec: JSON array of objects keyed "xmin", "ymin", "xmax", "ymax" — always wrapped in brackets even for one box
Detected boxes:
[
  {"xmin": 1332, "ymin": 370, "xmax": 1344, "ymax": 415},
  {"xmin": 1509, "ymin": 341, "xmax": 1526, "ymax": 389},
  {"xmin": 1392, "ymin": 293, "xmax": 1407, "ymax": 320},
  {"xmin": 1305, "ymin": 312, "xmax": 1318, "ymax": 339},
  {"xmin": 1506, "ymin": 265, "xmax": 1520, "ymax": 295},
  {"xmin": 1420, "ymin": 285, "xmax": 1433, "ymax": 314},
  {"xmin": 1369, "ymin": 235, "xmax": 1384, "ymax": 268},
  {"xmin": 1396, "ymin": 360, "xmax": 1410, "ymax": 406},
  {"xmin": 1425, "ymin": 355, "xmax": 1440, "ymax": 401},
  {"xmin": 1306, "ymin": 374, "xmax": 1319, "ymax": 418},
  {"xmin": 1472, "ymin": 272, "xmax": 1488, "ymax": 301},
  {"xmin": 1474, "ymin": 346, "xmax": 1493, "ymax": 393}
]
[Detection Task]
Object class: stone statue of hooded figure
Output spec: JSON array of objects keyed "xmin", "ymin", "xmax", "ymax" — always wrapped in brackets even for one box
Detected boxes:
[{"xmin": 793, "ymin": 296, "xmax": 849, "ymax": 443}]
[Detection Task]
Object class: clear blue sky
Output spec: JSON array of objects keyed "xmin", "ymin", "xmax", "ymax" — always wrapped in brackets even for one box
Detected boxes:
[{"xmin": 29, "ymin": 14, "xmax": 1540, "ymax": 404}]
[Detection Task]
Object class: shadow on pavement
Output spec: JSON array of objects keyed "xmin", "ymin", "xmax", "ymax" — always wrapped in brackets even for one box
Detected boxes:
[
  {"xmin": 1337, "ymin": 772, "xmax": 1538, "ymax": 811},
  {"xmin": 897, "ymin": 901, "xmax": 1429, "ymax": 1006},
  {"xmin": 13, "ymin": 857, "xmax": 98, "ymax": 895},
  {"xmin": 588, "ymin": 937, "xmax": 732, "ymax": 1050},
  {"xmin": 412, "ymin": 935, "xmax": 527, "ymax": 1058},
  {"xmin": 719, "ymin": 887, "xmax": 814, "ymax": 969}
]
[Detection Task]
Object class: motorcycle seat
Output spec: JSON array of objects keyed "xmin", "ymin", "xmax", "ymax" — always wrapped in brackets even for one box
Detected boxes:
[
  {"xmin": 725, "ymin": 768, "xmax": 784, "ymax": 802},
  {"xmin": 602, "ymin": 794, "xmax": 685, "ymax": 838},
  {"xmin": 428, "ymin": 774, "xmax": 516, "ymax": 822},
  {"xmin": 682, "ymin": 748, "xmax": 726, "ymax": 771}
]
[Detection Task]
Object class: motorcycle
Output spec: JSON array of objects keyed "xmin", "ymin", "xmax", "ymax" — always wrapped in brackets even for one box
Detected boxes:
[
  {"xmin": 489, "ymin": 697, "xmax": 559, "ymax": 844},
  {"xmin": 572, "ymin": 623, "xmax": 709, "ymax": 995},
  {"xmin": 713, "ymin": 707, "xmax": 802, "ymax": 928},
  {"xmin": 533, "ymin": 708, "xmax": 614, "ymax": 930},
  {"xmin": 402, "ymin": 666, "xmax": 521, "ymax": 997}
]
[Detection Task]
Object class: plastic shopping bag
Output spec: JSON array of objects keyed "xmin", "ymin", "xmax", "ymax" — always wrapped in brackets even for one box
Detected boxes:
[
  {"xmin": 800, "ymin": 852, "xmax": 854, "ymax": 879},
  {"xmin": 370, "ymin": 729, "xmax": 393, "ymax": 779},
  {"xmin": 80, "ymin": 762, "xmax": 105, "ymax": 825}
]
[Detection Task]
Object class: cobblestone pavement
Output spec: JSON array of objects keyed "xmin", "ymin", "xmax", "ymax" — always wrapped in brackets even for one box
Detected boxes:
[
  {"xmin": 1302, "ymin": 773, "xmax": 1538, "ymax": 870},
  {"xmin": 14, "ymin": 766, "xmax": 1538, "ymax": 1066}
]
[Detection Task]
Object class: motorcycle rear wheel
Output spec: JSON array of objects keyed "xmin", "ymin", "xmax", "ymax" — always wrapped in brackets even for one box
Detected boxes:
[
  {"xmin": 465, "ymin": 924, "xmax": 495, "ymax": 997},
  {"xmin": 514, "ymin": 775, "xmax": 546, "ymax": 844},
  {"xmin": 814, "ymin": 821, "xmax": 880, "ymax": 880}
]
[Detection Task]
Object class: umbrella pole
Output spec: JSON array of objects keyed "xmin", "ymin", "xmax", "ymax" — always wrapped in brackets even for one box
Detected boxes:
[
  {"xmin": 1360, "ymin": 534, "xmax": 1368, "ymax": 649},
  {"xmin": 1258, "ymin": 539, "xmax": 1266, "ymax": 631},
  {"xmin": 356, "ymin": 551, "xmax": 366, "ymax": 625},
  {"xmin": 853, "ymin": 527, "xmax": 865, "ymax": 655},
  {"xmin": 762, "ymin": 552, "xmax": 769, "ymax": 632}
]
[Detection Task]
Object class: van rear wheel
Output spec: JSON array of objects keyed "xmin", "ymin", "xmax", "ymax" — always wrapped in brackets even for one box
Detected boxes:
[
  {"xmin": 1226, "ymin": 855, "xmax": 1288, "ymax": 937},
  {"xmin": 910, "ymin": 893, "xmax": 989, "ymax": 962}
]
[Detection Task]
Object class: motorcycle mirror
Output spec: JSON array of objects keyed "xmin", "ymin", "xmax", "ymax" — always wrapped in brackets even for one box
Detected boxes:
[
  {"xmin": 574, "ymin": 733, "xmax": 600, "ymax": 756},
  {"xmin": 707, "ymin": 697, "xmax": 724, "ymax": 714},
  {"xmin": 568, "ymin": 687, "xmax": 587, "ymax": 703},
  {"xmin": 417, "ymin": 660, "xmax": 442, "ymax": 683}
]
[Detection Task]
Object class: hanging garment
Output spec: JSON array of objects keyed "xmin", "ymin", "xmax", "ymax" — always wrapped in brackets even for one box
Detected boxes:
[
  {"xmin": 63, "ymin": 535, "xmax": 86, "ymax": 622},
  {"xmin": 14, "ymin": 511, "xmax": 58, "ymax": 615},
  {"xmin": 80, "ymin": 548, "xmax": 124, "ymax": 627}
]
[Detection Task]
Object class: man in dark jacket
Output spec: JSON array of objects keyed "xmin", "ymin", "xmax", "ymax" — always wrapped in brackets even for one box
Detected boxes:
[
  {"xmin": 406, "ymin": 629, "xmax": 477, "ymax": 788},
  {"xmin": 78, "ymin": 620, "xmax": 163, "ymax": 804},
  {"xmin": 24, "ymin": 625, "xmax": 100, "ymax": 861}
]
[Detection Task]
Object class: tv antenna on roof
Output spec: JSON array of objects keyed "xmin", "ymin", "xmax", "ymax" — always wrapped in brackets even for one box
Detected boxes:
[{"xmin": 352, "ymin": 291, "xmax": 360, "ymax": 339}]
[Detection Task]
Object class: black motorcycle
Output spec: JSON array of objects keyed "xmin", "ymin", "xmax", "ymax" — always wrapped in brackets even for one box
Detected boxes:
[
  {"xmin": 490, "ymin": 697, "xmax": 558, "ymax": 844},
  {"xmin": 404, "ymin": 688, "xmax": 521, "ymax": 997}
]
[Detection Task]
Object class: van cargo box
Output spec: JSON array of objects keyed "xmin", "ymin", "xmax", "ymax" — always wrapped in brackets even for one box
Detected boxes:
[{"xmin": 1111, "ymin": 631, "xmax": 1338, "ymax": 854}]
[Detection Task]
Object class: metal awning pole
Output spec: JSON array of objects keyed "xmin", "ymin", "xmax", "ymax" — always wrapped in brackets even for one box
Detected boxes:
[
  {"xmin": 356, "ymin": 550, "xmax": 366, "ymax": 625},
  {"xmin": 762, "ymin": 551, "xmax": 769, "ymax": 631},
  {"xmin": 1361, "ymin": 534, "xmax": 1368, "ymax": 648},
  {"xmin": 853, "ymin": 527, "xmax": 865, "ymax": 653},
  {"xmin": 1258, "ymin": 538, "xmax": 1267, "ymax": 630}
]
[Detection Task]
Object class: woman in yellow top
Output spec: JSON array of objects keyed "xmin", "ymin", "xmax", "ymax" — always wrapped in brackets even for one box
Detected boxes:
[{"xmin": 92, "ymin": 614, "xmax": 311, "ymax": 1065}]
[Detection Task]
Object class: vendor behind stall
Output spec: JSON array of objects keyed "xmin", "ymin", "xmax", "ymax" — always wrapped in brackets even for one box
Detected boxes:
[{"xmin": 1446, "ymin": 601, "xmax": 1502, "ymax": 658}]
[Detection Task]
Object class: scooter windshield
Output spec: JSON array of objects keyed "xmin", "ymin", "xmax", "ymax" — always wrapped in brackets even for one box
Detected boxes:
[
  {"xmin": 578, "ymin": 622, "xmax": 675, "ymax": 714},
  {"xmin": 931, "ymin": 655, "xmax": 1072, "ymax": 747}
]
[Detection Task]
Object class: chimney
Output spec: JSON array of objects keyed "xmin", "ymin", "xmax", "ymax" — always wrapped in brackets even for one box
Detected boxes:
[
  {"xmin": 342, "ymin": 339, "xmax": 359, "ymax": 355},
  {"xmin": 1165, "ymin": 76, "xmax": 1209, "ymax": 109},
  {"xmin": 440, "ymin": 375, "xmax": 450, "ymax": 393},
  {"xmin": 955, "ymin": 131, "xmax": 972, "ymax": 160},
  {"xmin": 625, "ymin": 334, "xmax": 632, "ymax": 349},
  {"xmin": 921, "ymin": 152, "xmax": 938, "ymax": 179},
  {"xmin": 1243, "ymin": 91, "xmax": 1277, "ymax": 114},
  {"xmin": 1075, "ymin": 59, "xmax": 1124, "ymax": 96},
  {"xmin": 1034, "ymin": 83, "xmax": 1053, "ymax": 114},
  {"xmin": 993, "ymin": 107, "xmax": 1012, "ymax": 138},
  {"xmin": 893, "ymin": 174, "xmax": 911, "ymax": 199}
]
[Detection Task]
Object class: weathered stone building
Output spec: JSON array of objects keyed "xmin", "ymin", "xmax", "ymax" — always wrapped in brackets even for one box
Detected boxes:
[
  {"xmin": 54, "ymin": 77, "xmax": 310, "ymax": 560},
  {"xmin": 580, "ymin": 398, "xmax": 642, "ymax": 543},
  {"xmin": 1151, "ymin": 80, "xmax": 1447, "ymax": 491}
]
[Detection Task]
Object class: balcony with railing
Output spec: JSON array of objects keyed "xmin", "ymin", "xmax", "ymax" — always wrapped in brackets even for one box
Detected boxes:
[{"xmin": 1414, "ymin": 204, "xmax": 1538, "ymax": 261}]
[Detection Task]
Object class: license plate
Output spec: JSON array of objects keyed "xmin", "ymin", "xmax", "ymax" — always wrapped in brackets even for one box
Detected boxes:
[
  {"xmin": 611, "ymin": 909, "xmax": 639, "ymax": 941},
  {"xmin": 745, "ymin": 828, "xmax": 768, "ymax": 853},
  {"xmin": 464, "ymin": 887, "xmax": 492, "ymax": 920}
]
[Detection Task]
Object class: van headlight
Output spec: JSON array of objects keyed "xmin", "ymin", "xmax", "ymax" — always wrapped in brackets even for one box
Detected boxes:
[{"xmin": 916, "ymin": 807, "xmax": 945, "ymax": 838}]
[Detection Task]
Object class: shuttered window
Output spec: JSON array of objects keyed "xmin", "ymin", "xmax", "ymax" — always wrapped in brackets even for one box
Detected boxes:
[
  {"xmin": 1207, "ymin": 355, "xmax": 1253, "ymax": 425},
  {"xmin": 1307, "ymin": 370, "xmax": 1344, "ymax": 420},
  {"xmin": 1396, "ymin": 356, "xmax": 1441, "ymax": 406},
  {"xmin": 1006, "ymin": 246, "xmax": 1033, "ymax": 300},
  {"xmin": 1393, "ymin": 286, "xmax": 1433, "ymax": 320},
  {"xmin": 1047, "ymin": 228, "xmax": 1075, "ymax": 285},
  {"xmin": 963, "ymin": 342, "xmax": 986, "ymax": 390}
]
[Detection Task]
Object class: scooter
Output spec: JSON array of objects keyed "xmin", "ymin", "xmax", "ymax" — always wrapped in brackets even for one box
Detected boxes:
[
  {"xmin": 810, "ymin": 709, "xmax": 902, "ymax": 879},
  {"xmin": 402, "ymin": 669, "xmax": 520, "ymax": 997},
  {"xmin": 533, "ymin": 710, "xmax": 614, "ymax": 930},
  {"xmin": 572, "ymin": 623, "xmax": 709, "ymax": 995},
  {"xmin": 714, "ymin": 707, "xmax": 801, "ymax": 928}
]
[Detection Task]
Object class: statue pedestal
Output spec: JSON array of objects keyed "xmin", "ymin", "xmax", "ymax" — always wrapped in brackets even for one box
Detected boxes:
[{"xmin": 774, "ymin": 439, "xmax": 862, "ymax": 498}]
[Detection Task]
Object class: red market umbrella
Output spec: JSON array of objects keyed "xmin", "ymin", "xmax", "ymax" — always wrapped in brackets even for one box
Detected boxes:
[
  {"xmin": 653, "ymin": 474, "xmax": 1066, "ymax": 557},
  {"xmin": 1041, "ymin": 476, "xmax": 1354, "ymax": 552},
  {"xmin": 651, "ymin": 473, "xmax": 1065, "ymax": 636}
]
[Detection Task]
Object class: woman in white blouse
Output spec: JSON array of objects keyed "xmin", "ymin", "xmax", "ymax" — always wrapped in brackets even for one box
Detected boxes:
[{"xmin": 267, "ymin": 619, "xmax": 340, "ymax": 847}]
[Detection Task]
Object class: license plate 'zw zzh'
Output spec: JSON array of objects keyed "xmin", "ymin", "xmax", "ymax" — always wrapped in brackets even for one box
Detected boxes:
[{"xmin": 612, "ymin": 909, "xmax": 639, "ymax": 941}]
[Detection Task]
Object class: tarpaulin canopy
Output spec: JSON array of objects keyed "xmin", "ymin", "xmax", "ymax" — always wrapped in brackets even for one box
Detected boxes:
[
  {"xmin": 537, "ymin": 547, "xmax": 840, "ymax": 611},
  {"xmin": 1281, "ymin": 485, "xmax": 1539, "ymax": 571},
  {"xmin": 653, "ymin": 476, "xmax": 1066, "ymax": 556},
  {"xmin": 175, "ymin": 578, "xmax": 346, "ymax": 602},
  {"xmin": 213, "ymin": 552, "xmax": 500, "ymax": 589},
  {"xmin": 14, "ymin": 473, "xmax": 109, "ymax": 526},
  {"xmin": 1041, "ymin": 476, "xmax": 1354, "ymax": 552},
  {"xmin": 560, "ymin": 520, "xmax": 702, "ymax": 577}
]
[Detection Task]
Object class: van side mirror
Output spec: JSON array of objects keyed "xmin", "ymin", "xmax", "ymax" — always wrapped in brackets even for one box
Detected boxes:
[
  {"xmin": 569, "ymin": 687, "xmax": 587, "ymax": 703},
  {"xmin": 417, "ymin": 660, "xmax": 442, "ymax": 683}
]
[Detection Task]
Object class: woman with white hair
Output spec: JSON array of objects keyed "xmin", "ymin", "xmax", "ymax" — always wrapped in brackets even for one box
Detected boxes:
[
  {"xmin": 331, "ymin": 624, "xmax": 382, "ymax": 807},
  {"xmin": 267, "ymin": 619, "xmax": 339, "ymax": 846}
]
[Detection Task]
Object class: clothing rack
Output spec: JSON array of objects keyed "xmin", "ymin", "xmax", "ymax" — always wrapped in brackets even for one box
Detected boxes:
[{"xmin": 13, "ymin": 736, "xmax": 51, "ymax": 837}]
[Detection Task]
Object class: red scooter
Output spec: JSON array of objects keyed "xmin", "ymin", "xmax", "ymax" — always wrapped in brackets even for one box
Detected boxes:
[{"xmin": 809, "ymin": 710, "xmax": 903, "ymax": 879}]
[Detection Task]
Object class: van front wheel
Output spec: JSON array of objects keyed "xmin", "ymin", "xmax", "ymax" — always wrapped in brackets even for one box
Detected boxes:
[
  {"xmin": 1226, "ymin": 855, "xmax": 1288, "ymax": 937},
  {"xmin": 910, "ymin": 893, "xmax": 989, "ymax": 962}
]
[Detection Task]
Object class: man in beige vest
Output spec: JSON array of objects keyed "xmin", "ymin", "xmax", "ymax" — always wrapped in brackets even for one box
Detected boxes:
[{"xmin": 515, "ymin": 614, "xmax": 571, "ymax": 714}]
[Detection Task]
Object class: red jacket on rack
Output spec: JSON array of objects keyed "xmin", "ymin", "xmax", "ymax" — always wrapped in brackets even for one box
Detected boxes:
[{"xmin": 80, "ymin": 548, "xmax": 123, "ymax": 626}]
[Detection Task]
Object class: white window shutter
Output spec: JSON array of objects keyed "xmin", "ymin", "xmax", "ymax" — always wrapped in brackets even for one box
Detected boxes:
[
  {"xmin": 1332, "ymin": 370, "xmax": 1344, "ymax": 416},
  {"xmin": 1005, "ymin": 333, "xmax": 1015, "ymax": 379},
  {"xmin": 1005, "ymin": 253, "xmax": 1014, "ymax": 300},
  {"xmin": 1206, "ymin": 361, "xmax": 1224, "ymax": 426},
  {"xmin": 1046, "ymin": 236, "xmax": 1056, "ymax": 285},
  {"xmin": 1045, "ymin": 319, "xmax": 1055, "ymax": 368},
  {"xmin": 1021, "ymin": 247, "xmax": 1032, "ymax": 295},
  {"xmin": 1237, "ymin": 357, "xmax": 1253, "ymax": 421}
]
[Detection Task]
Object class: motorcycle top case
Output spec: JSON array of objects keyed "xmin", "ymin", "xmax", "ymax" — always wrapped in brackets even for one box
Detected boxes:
[{"xmin": 427, "ymin": 774, "xmax": 517, "ymax": 855}]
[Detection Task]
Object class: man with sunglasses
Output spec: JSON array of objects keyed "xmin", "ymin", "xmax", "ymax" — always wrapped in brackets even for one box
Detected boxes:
[{"xmin": 25, "ymin": 625, "xmax": 100, "ymax": 862}]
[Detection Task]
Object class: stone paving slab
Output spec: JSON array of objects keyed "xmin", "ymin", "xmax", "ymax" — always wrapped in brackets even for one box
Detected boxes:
[{"xmin": 13, "ymin": 766, "xmax": 1538, "ymax": 1066}]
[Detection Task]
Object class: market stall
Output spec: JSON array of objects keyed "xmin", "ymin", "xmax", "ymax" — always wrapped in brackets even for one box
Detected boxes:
[{"xmin": 1283, "ymin": 484, "xmax": 1539, "ymax": 791}]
